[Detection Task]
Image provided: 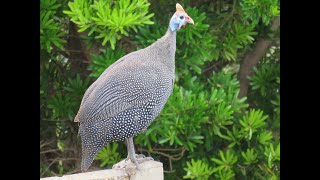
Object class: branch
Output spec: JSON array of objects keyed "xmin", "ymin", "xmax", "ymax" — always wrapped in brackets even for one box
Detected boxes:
[
  {"xmin": 67, "ymin": 21, "xmax": 91, "ymax": 73},
  {"xmin": 137, "ymin": 147, "xmax": 186, "ymax": 173},
  {"xmin": 152, "ymin": 147, "xmax": 185, "ymax": 152},
  {"xmin": 40, "ymin": 140, "xmax": 55, "ymax": 149},
  {"xmin": 237, "ymin": 16, "xmax": 280, "ymax": 98},
  {"xmin": 40, "ymin": 148, "xmax": 75, "ymax": 154}
]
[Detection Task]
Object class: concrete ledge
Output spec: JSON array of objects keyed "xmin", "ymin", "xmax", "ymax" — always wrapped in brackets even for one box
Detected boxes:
[{"xmin": 40, "ymin": 160, "xmax": 163, "ymax": 180}]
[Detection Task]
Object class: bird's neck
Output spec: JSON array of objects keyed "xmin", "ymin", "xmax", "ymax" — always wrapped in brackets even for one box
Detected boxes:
[
  {"xmin": 146, "ymin": 27, "xmax": 176, "ymax": 74},
  {"xmin": 164, "ymin": 27, "xmax": 177, "ymax": 39},
  {"xmin": 160, "ymin": 28, "xmax": 176, "ymax": 72}
]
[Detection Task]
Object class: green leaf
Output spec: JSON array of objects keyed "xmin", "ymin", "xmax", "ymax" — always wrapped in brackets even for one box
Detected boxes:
[
  {"xmin": 190, "ymin": 135, "xmax": 204, "ymax": 140},
  {"xmin": 211, "ymin": 158, "xmax": 224, "ymax": 165},
  {"xmin": 158, "ymin": 138, "xmax": 170, "ymax": 144},
  {"xmin": 64, "ymin": 0, "xmax": 154, "ymax": 48}
]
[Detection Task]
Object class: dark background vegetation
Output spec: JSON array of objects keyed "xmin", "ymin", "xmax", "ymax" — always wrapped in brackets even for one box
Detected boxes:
[{"xmin": 40, "ymin": 0, "xmax": 280, "ymax": 179}]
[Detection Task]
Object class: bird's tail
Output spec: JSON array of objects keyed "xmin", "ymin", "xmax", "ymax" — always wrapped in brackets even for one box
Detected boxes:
[
  {"xmin": 79, "ymin": 123, "xmax": 107, "ymax": 172},
  {"xmin": 74, "ymin": 109, "xmax": 80, "ymax": 122},
  {"xmin": 81, "ymin": 142, "xmax": 106, "ymax": 172},
  {"xmin": 81, "ymin": 149, "xmax": 95, "ymax": 172}
]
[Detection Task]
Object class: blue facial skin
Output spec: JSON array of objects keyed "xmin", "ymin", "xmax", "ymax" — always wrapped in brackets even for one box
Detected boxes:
[{"xmin": 169, "ymin": 14, "xmax": 186, "ymax": 32}]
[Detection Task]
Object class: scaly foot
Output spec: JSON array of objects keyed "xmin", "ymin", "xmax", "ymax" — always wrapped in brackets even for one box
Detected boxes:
[{"xmin": 112, "ymin": 154, "xmax": 154, "ymax": 170}]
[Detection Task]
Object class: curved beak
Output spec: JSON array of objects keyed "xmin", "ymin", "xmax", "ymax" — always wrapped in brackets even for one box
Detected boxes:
[{"xmin": 187, "ymin": 16, "xmax": 194, "ymax": 25}]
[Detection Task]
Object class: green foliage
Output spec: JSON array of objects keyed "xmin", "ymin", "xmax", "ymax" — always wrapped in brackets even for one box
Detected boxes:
[
  {"xmin": 249, "ymin": 63, "xmax": 280, "ymax": 97},
  {"xmin": 64, "ymin": 74, "xmax": 91, "ymax": 100},
  {"xmin": 206, "ymin": 71, "xmax": 248, "ymax": 143},
  {"xmin": 211, "ymin": 150, "xmax": 238, "ymax": 171},
  {"xmin": 264, "ymin": 143, "xmax": 280, "ymax": 169},
  {"xmin": 240, "ymin": 0, "xmax": 280, "ymax": 25},
  {"xmin": 239, "ymin": 109, "xmax": 268, "ymax": 140},
  {"xmin": 208, "ymin": 71, "xmax": 248, "ymax": 114},
  {"xmin": 183, "ymin": 159, "xmax": 215, "ymax": 179},
  {"xmin": 211, "ymin": 150, "xmax": 238, "ymax": 180},
  {"xmin": 41, "ymin": 59, "xmax": 91, "ymax": 176},
  {"xmin": 40, "ymin": 0, "xmax": 66, "ymax": 53},
  {"xmin": 271, "ymin": 93, "xmax": 280, "ymax": 129},
  {"xmin": 177, "ymin": 7, "xmax": 216, "ymax": 74},
  {"xmin": 209, "ymin": 70, "xmax": 240, "ymax": 92},
  {"xmin": 95, "ymin": 143, "xmax": 122, "ymax": 168},
  {"xmin": 47, "ymin": 93, "xmax": 76, "ymax": 120},
  {"xmin": 181, "ymin": 70, "xmax": 279, "ymax": 179},
  {"xmin": 180, "ymin": 75, "xmax": 205, "ymax": 93},
  {"xmin": 47, "ymin": 74, "xmax": 91, "ymax": 121},
  {"xmin": 177, "ymin": 7, "xmax": 210, "ymax": 46},
  {"xmin": 248, "ymin": 45, "xmax": 280, "ymax": 128},
  {"xmin": 222, "ymin": 23, "xmax": 257, "ymax": 61},
  {"xmin": 214, "ymin": 168, "xmax": 236, "ymax": 180},
  {"xmin": 134, "ymin": 20, "xmax": 166, "ymax": 48},
  {"xmin": 87, "ymin": 48, "xmax": 125, "ymax": 78},
  {"xmin": 257, "ymin": 130, "xmax": 273, "ymax": 145},
  {"xmin": 64, "ymin": 0, "xmax": 154, "ymax": 49},
  {"xmin": 241, "ymin": 148, "xmax": 258, "ymax": 165}
]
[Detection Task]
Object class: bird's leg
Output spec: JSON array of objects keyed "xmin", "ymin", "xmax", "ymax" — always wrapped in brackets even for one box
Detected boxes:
[
  {"xmin": 127, "ymin": 136, "xmax": 142, "ymax": 170},
  {"xmin": 125, "ymin": 138, "xmax": 141, "ymax": 160},
  {"xmin": 112, "ymin": 138, "xmax": 136, "ymax": 169},
  {"xmin": 113, "ymin": 137, "xmax": 154, "ymax": 170},
  {"xmin": 126, "ymin": 137, "xmax": 153, "ymax": 170},
  {"xmin": 125, "ymin": 138, "xmax": 133, "ymax": 162}
]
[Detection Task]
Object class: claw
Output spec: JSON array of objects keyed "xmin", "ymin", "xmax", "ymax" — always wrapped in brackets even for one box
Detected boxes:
[
  {"xmin": 112, "ymin": 154, "xmax": 154, "ymax": 170},
  {"xmin": 135, "ymin": 154, "xmax": 146, "ymax": 159},
  {"xmin": 123, "ymin": 137, "xmax": 154, "ymax": 170}
]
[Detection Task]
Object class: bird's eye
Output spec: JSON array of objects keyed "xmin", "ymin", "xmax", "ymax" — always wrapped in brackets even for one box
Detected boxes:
[{"xmin": 179, "ymin": 15, "xmax": 184, "ymax": 19}]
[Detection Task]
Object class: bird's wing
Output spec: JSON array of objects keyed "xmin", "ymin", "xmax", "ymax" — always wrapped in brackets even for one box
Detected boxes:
[
  {"xmin": 74, "ymin": 80, "xmax": 98, "ymax": 122},
  {"xmin": 75, "ymin": 51, "xmax": 139, "ymax": 117},
  {"xmin": 76, "ymin": 59, "xmax": 172, "ymax": 125}
]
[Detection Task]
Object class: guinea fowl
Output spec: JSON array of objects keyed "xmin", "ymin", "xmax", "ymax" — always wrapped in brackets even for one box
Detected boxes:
[{"xmin": 75, "ymin": 3, "xmax": 194, "ymax": 172}]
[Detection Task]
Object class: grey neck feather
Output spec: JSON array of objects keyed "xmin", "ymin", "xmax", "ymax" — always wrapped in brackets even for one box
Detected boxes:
[{"xmin": 146, "ymin": 27, "xmax": 176, "ymax": 73}]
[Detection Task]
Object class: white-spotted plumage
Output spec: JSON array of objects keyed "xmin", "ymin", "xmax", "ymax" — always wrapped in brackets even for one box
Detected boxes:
[{"xmin": 75, "ymin": 3, "xmax": 194, "ymax": 172}]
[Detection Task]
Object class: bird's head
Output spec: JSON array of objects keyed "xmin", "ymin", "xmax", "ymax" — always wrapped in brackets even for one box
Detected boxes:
[{"xmin": 169, "ymin": 3, "xmax": 194, "ymax": 32}]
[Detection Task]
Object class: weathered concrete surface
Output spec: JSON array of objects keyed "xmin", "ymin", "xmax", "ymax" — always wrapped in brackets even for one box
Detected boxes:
[{"xmin": 40, "ymin": 160, "xmax": 163, "ymax": 180}]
